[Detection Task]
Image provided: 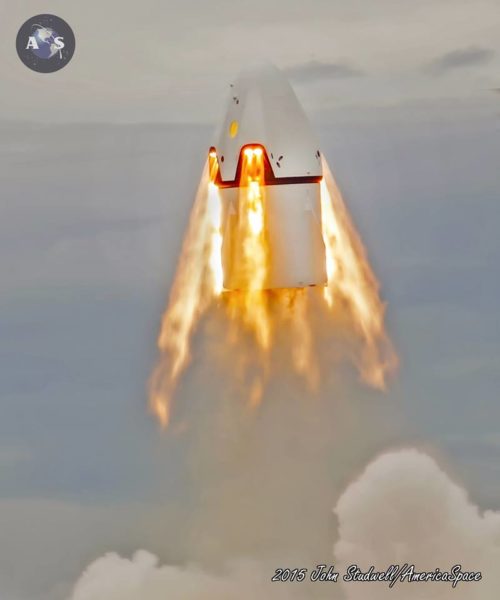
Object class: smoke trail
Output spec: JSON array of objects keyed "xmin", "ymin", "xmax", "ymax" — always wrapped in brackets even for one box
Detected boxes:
[{"xmin": 67, "ymin": 449, "xmax": 499, "ymax": 600}]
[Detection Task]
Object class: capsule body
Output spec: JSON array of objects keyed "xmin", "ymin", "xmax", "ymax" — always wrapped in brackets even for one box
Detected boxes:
[{"xmin": 211, "ymin": 64, "xmax": 327, "ymax": 290}]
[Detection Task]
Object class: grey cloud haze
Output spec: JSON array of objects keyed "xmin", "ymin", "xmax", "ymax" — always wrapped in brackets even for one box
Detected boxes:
[
  {"xmin": 426, "ymin": 46, "xmax": 495, "ymax": 74},
  {"xmin": 1, "ymin": 0, "xmax": 500, "ymax": 122},
  {"xmin": 285, "ymin": 59, "xmax": 364, "ymax": 82}
]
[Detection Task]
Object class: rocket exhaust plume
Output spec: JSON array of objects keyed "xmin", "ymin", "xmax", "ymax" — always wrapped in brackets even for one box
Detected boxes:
[{"xmin": 149, "ymin": 64, "xmax": 397, "ymax": 427}]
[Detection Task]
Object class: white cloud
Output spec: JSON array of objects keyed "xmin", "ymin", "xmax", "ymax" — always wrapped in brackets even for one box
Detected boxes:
[
  {"xmin": 334, "ymin": 449, "xmax": 500, "ymax": 599},
  {"xmin": 69, "ymin": 552, "xmax": 299, "ymax": 600}
]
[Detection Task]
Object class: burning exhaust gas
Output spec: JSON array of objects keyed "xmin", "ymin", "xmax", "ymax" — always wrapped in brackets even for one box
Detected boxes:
[{"xmin": 150, "ymin": 64, "xmax": 397, "ymax": 427}]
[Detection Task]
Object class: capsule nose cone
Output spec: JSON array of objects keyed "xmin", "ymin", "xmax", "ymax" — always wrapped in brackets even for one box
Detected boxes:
[{"xmin": 215, "ymin": 64, "xmax": 322, "ymax": 182}]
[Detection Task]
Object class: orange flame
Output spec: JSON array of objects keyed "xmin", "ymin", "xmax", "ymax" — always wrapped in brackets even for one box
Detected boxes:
[
  {"xmin": 320, "ymin": 157, "xmax": 397, "ymax": 387},
  {"xmin": 149, "ymin": 151, "xmax": 397, "ymax": 427},
  {"xmin": 224, "ymin": 148, "xmax": 272, "ymax": 350},
  {"xmin": 149, "ymin": 163, "xmax": 222, "ymax": 427}
]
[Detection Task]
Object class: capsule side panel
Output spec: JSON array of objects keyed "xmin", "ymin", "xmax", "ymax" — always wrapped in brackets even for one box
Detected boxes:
[
  {"xmin": 266, "ymin": 183, "xmax": 327, "ymax": 289},
  {"xmin": 219, "ymin": 183, "xmax": 326, "ymax": 290}
]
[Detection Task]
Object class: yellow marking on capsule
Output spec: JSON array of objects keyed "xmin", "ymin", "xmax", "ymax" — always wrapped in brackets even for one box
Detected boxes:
[{"xmin": 229, "ymin": 120, "xmax": 239, "ymax": 138}]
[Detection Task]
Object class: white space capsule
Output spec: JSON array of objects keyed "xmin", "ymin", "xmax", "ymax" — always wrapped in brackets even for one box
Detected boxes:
[{"xmin": 210, "ymin": 64, "xmax": 327, "ymax": 290}]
